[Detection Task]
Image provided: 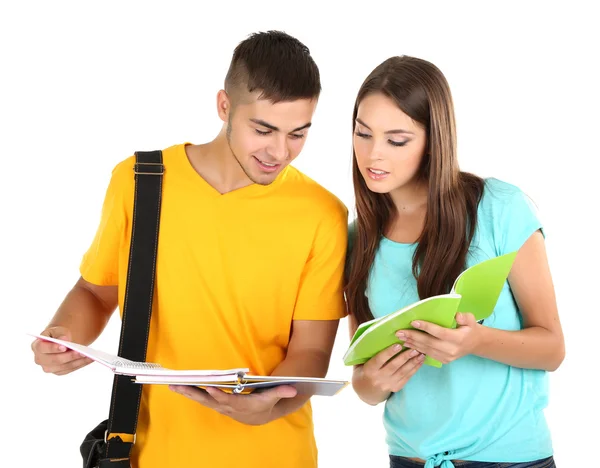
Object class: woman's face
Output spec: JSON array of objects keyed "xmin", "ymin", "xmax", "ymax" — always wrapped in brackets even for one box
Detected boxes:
[{"xmin": 353, "ymin": 92, "xmax": 427, "ymax": 195}]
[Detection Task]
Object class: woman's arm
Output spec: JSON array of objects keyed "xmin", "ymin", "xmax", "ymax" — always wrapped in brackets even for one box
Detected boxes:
[
  {"xmin": 399, "ymin": 231, "xmax": 565, "ymax": 371},
  {"xmin": 472, "ymin": 230, "xmax": 565, "ymax": 370}
]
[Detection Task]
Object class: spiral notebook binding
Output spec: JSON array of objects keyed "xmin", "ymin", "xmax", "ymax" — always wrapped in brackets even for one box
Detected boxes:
[
  {"xmin": 233, "ymin": 370, "xmax": 248, "ymax": 394},
  {"xmin": 114, "ymin": 359, "xmax": 163, "ymax": 370}
]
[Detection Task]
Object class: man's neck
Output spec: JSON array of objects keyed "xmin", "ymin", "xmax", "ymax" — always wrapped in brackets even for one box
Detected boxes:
[{"xmin": 186, "ymin": 133, "xmax": 253, "ymax": 194}]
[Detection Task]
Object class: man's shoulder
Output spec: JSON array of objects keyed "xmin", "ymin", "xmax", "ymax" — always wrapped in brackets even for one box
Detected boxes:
[
  {"xmin": 283, "ymin": 166, "xmax": 348, "ymax": 218},
  {"xmin": 104, "ymin": 155, "xmax": 136, "ymax": 193},
  {"xmin": 109, "ymin": 143, "xmax": 184, "ymax": 179}
]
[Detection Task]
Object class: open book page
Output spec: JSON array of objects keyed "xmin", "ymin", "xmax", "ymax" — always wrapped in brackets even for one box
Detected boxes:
[{"xmin": 29, "ymin": 334, "xmax": 248, "ymax": 378}]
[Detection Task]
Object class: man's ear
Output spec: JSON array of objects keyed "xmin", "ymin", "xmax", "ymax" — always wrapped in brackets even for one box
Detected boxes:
[{"xmin": 216, "ymin": 89, "xmax": 232, "ymax": 123}]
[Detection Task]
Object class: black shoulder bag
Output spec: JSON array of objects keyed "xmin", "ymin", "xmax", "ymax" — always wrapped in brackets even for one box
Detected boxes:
[{"xmin": 80, "ymin": 150, "xmax": 164, "ymax": 468}]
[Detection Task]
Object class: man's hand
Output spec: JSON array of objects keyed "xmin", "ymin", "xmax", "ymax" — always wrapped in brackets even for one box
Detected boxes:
[
  {"xmin": 397, "ymin": 312, "xmax": 482, "ymax": 364},
  {"xmin": 31, "ymin": 326, "xmax": 93, "ymax": 375},
  {"xmin": 169, "ymin": 384, "xmax": 298, "ymax": 426}
]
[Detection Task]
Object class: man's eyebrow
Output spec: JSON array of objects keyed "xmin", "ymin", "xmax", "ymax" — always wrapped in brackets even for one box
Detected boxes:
[
  {"xmin": 292, "ymin": 122, "xmax": 312, "ymax": 132},
  {"xmin": 250, "ymin": 119, "xmax": 312, "ymax": 133}
]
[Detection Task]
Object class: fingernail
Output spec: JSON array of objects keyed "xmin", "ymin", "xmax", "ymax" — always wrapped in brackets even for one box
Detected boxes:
[
  {"xmin": 59, "ymin": 346, "xmax": 67, "ymax": 352},
  {"xmin": 411, "ymin": 349, "xmax": 419, "ymax": 357},
  {"xmin": 393, "ymin": 344, "xmax": 402, "ymax": 351},
  {"xmin": 418, "ymin": 354, "xmax": 426, "ymax": 361},
  {"xmin": 396, "ymin": 332, "xmax": 406, "ymax": 339},
  {"xmin": 412, "ymin": 321, "xmax": 421, "ymax": 328}
]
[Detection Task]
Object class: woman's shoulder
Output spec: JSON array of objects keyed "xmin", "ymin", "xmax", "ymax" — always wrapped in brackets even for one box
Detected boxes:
[
  {"xmin": 478, "ymin": 177, "xmax": 538, "ymax": 216},
  {"xmin": 477, "ymin": 177, "xmax": 543, "ymax": 254},
  {"xmin": 481, "ymin": 177, "xmax": 526, "ymax": 201}
]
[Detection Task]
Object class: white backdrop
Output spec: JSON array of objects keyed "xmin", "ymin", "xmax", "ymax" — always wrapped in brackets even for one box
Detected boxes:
[{"xmin": 2, "ymin": 1, "xmax": 598, "ymax": 467}]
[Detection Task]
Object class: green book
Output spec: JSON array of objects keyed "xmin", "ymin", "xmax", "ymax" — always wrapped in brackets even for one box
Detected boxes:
[{"xmin": 342, "ymin": 251, "xmax": 518, "ymax": 368}]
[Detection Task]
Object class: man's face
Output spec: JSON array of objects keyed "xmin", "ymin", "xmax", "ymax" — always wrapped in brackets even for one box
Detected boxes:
[{"xmin": 225, "ymin": 94, "xmax": 317, "ymax": 185}]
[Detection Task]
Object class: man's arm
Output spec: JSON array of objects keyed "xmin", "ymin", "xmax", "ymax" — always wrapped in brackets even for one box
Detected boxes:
[
  {"xmin": 170, "ymin": 319, "xmax": 340, "ymax": 426},
  {"xmin": 266, "ymin": 319, "xmax": 339, "ymax": 420},
  {"xmin": 48, "ymin": 277, "xmax": 118, "ymax": 344},
  {"xmin": 31, "ymin": 277, "xmax": 118, "ymax": 374},
  {"xmin": 33, "ymin": 158, "xmax": 131, "ymax": 374},
  {"xmin": 266, "ymin": 203, "xmax": 348, "ymax": 419}
]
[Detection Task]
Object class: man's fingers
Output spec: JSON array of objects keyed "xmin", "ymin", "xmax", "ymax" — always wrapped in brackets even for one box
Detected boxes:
[
  {"xmin": 43, "ymin": 355, "xmax": 88, "ymax": 374},
  {"xmin": 35, "ymin": 350, "xmax": 82, "ymax": 367},
  {"xmin": 255, "ymin": 385, "xmax": 297, "ymax": 401},
  {"xmin": 32, "ymin": 326, "xmax": 72, "ymax": 353},
  {"xmin": 53, "ymin": 357, "xmax": 93, "ymax": 375},
  {"xmin": 170, "ymin": 385, "xmax": 219, "ymax": 408},
  {"xmin": 35, "ymin": 350, "xmax": 81, "ymax": 366},
  {"xmin": 205, "ymin": 386, "xmax": 234, "ymax": 404},
  {"xmin": 43, "ymin": 356, "xmax": 92, "ymax": 375},
  {"xmin": 32, "ymin": 339, "xmax": 67, "ymax": 355},
  {"xmin": 43, "ymin": 327, "xmax": 72, "ymax": 341}
]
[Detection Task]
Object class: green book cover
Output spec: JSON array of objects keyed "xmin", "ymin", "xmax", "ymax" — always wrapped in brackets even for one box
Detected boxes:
[
  {"xmin": 343, "ymin": 251, "xmax": 517, "ymax": 368},
  {"xmin": 451, "ymin": 251, "xmax": 517, "ymax": 320}
]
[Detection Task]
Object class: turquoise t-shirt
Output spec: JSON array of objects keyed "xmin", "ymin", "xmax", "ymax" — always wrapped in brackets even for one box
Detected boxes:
[{"xmin": 350, "ymin": 178, "xmax": 552, "ymax": 468}]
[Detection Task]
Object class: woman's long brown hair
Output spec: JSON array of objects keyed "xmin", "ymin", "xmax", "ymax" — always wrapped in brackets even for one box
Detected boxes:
[{"xmin": 345, "ymin": 56, "xmax": 484, "ymax": 326}]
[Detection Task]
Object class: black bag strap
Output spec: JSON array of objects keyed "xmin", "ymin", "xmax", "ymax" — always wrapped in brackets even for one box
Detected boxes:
[{"xmin": 100, "ymin": 151, "xmax": 164, "ymax": 465}]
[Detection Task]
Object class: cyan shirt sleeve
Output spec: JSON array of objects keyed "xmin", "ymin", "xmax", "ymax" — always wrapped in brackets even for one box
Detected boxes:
[{"xmin": 495, "ymin": 186, "xmax": 544, "ymax": 255}]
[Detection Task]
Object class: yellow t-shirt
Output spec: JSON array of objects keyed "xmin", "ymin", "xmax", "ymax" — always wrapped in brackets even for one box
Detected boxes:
[{"xmin": 80, "ymin": 143, "xmax": 348, "ymax": 468}]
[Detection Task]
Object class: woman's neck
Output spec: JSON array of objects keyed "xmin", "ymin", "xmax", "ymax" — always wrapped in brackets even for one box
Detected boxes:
[
  {"xmin": 385, "ymin": 180, "xmax": 429, "ymax": 244},
  {"xmin": 389, "ymin": 180, "xmax": 428, "ymax": 215}
]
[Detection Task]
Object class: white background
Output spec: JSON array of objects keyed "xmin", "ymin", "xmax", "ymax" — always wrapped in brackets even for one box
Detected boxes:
[{"xmin": 2, "ymin": 1, "xmax": 598, "ymax": 466}]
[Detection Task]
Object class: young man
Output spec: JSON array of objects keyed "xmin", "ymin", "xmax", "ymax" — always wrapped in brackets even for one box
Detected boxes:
[{"xmin": 31, "ymin": 31, "xmax": 348, "ymax": 467}]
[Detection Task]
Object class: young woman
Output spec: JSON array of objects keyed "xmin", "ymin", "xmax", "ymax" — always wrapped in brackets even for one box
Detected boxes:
[{"xmin": 344, "ymin": 56, "xmax": 564, "ymax": 468}]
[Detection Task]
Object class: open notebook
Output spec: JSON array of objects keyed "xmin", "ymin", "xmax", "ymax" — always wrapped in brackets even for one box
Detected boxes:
[
  {"xmin": 30, "ymin": 334, "xmax": 348, "ymax": 396},
  {"xmin": 134, "ymin": 374, "xmax": 348, "ymax": 396},
  {"xmin": 343, "ymin": 251, "xmax": 517, "ymax": 368}
]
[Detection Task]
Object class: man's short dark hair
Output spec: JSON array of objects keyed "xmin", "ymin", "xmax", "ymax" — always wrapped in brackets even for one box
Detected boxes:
[{"xmin": 224, "ymin": 30, "xmax": 321, "ymax": 103}]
